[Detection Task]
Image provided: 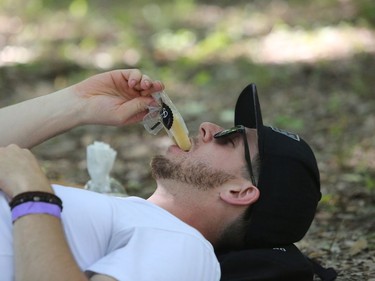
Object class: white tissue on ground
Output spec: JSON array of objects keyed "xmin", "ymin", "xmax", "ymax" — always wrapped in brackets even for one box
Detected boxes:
[{"xmin": 85, "ymin": 141, "xmax": 127, "ymax": 197}]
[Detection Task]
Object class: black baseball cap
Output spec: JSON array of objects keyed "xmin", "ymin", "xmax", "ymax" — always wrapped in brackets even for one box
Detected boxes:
[{"xmin": 235, "ymin": 84, "xmax": 321, "ymax": 248}]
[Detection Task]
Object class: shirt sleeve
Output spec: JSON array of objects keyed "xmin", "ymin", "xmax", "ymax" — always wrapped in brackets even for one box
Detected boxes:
[{"xmin": 86, "ymin": 228, "xmax": 220, "ymax": 281}]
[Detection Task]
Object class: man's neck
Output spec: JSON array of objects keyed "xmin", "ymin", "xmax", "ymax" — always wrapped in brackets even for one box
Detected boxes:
[{"xmin": 147, "ymin": 184, "xmax": 224, "ymax": 244}]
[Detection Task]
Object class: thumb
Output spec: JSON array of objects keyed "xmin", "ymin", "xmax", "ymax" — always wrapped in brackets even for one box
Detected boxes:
[{"xmin": 117, "ymin": 96, "xmax": 154, "ymax": 125}]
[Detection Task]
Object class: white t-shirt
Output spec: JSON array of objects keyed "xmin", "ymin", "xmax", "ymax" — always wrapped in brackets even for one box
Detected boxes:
[{"xmin": 0, "ymin": 185, "xmax": 220, "ymax": 281}]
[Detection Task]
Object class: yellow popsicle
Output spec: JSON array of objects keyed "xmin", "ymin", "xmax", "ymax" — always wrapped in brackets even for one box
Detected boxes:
[{"xmin": 170, "ymin": 115, "xmax": 191, "ymax": 151}]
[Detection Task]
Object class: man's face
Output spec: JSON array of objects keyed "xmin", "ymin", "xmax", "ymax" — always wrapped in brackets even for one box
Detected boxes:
[{"xmin": 150, "ymin": 122, "xmax": 258, "ymax": 190}]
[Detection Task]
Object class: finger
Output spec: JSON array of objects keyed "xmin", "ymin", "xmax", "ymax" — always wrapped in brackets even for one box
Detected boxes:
[
  {"xmin": 116, "ymin": 96, "xmax": 154, "ymax": 124},
  {"xmin": 127, "ymin": 69, "xmax": 142, "ymax": 88},
  {"xmin": 1, "ymin": 144, "xmax": 22, "ymax": 155},
  {"xmin": 153, "ymin": 80, "xmax": 165, "ymax": 91},
  {"xmin": 140, "ymin": 81, "xmax": 165, "ymax": 97},
  {"xmin": 140, "ymin": 74, "xmax": 152, "ymax": 89}
]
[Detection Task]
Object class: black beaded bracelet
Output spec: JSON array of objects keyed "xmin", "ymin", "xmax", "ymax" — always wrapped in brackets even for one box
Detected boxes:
[{"xmin": 9, "ymin": 191, "xmax": 63, "ymax": 211}]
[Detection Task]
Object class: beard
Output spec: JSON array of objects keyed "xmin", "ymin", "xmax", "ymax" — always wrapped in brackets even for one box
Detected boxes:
[{"xmin": 150, "ymin": 154, "xmax": 235, "ymax": 190}]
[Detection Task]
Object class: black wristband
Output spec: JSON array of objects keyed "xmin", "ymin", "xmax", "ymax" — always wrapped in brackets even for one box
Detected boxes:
[{"xmin": 9, "ymin": 191, "xmax": 63, "ymax": 211}]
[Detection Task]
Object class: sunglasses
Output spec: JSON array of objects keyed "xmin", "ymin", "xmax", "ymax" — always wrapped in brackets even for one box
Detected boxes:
[{"xmin": 214, "ymin": 125, "xmax": 256, "ymax": 185}]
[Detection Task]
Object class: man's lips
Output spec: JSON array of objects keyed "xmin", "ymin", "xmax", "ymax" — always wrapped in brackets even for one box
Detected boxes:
[{"xmin": 168, "ymin": 138, "xmax": 195, "ymax": 153}]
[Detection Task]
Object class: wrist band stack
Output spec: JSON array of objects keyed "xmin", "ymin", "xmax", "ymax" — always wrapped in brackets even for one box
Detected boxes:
[{"xmin": 9, "ymin": 191, "xmax": 63, "ymax": 223}]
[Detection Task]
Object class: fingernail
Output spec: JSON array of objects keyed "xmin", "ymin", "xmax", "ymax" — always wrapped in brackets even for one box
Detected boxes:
[
  {"xmin": 129, "ymin": 79, "xmax": 137, "ymax": 88},
  {"xmin": 155, "ymin": 81, "xmax": 164, "ymax": 90}
]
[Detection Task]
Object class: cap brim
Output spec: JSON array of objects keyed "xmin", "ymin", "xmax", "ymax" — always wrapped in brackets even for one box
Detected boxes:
[
  {"xmin": 234, "ymin": 83, "xmax": 263, "ymax": 129},
  {"xmin": 234, "ymin": 83, "xmax": 264, "ymax": 160}
]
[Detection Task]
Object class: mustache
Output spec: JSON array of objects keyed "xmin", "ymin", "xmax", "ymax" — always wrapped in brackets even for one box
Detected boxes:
[{"xmin": 189, "ymin": 136, "xmax": 199, "ymax": 150}]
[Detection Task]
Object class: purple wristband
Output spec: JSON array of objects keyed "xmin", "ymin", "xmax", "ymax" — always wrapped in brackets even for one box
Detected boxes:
[{"xmin": 11, "ymin": 201, "xmax": 62, "ymax": 223}]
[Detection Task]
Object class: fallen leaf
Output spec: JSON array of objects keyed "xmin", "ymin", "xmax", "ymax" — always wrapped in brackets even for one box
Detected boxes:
[{"xmin": 349, "ymin": 237, "xmax": 368, "ymax": 256}]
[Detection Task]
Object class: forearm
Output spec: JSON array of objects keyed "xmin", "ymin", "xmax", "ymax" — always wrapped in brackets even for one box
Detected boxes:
[
  {"xmin": 0, "ymin": 146, "xmax": 89, "ymax": 281},
  {"xmin": 13, "ymin": 213, "xmax": 88, "ymax": 281},
  {"xmin": 0, "ymin": 87, "xmax": 83, "ymax": 148},
  {"xmin": 0, "ymin": 69, "xmax": 164, "ymax": 148}
]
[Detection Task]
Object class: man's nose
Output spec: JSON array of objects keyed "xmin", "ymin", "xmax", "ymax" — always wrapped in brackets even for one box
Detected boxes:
[{"xmin": 199, "ymin": 122, "xmax": 223, "ymax": 143}]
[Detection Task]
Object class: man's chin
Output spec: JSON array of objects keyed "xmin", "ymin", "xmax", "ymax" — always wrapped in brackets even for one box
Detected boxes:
[
  {"xmin": 151, "ymin": 154, "xmax": 237, "ymax": 191},
  {"xmin": 150, "ymin": 155, "xmax": 179, "ymax": 181}
]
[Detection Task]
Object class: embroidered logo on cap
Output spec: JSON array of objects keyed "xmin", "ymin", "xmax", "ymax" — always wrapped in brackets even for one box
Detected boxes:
[
  {"xmin": 273, "ymin": 247, "xmax": 287, "ymax": 252},
  {"xmin": 270, "ymin": 126, "xmax": 300, "ymax": 141}
]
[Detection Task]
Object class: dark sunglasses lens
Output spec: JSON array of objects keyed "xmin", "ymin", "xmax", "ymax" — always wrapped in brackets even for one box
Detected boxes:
[
  {"xmin": 214, "ymin": 126, "xmax": 243, "ymax": 138},
  {"xmin": 214, "ymin": 128, "xmax": 234, "ymax": 138}
]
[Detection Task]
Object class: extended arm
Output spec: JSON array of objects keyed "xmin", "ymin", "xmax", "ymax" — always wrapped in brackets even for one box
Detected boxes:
[
  {"xmin": 0, "ymin": 69, "xmax": 163, "ymax": 148},
  {"xmin": 0, "ymin": 69, "xmax": 164, "ymax": 281}
]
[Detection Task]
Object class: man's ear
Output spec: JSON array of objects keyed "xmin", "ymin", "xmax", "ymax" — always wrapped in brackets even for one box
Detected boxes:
[{"xmin": 220, "ymin": 182, "xmax": 259, "ymax": 206}]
